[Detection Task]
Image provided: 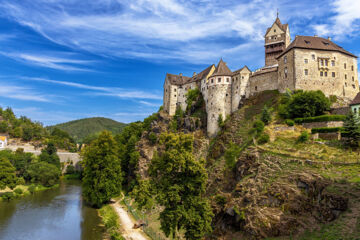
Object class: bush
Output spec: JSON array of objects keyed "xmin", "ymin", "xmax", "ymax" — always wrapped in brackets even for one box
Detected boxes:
[
  {"xmin": 148, "ymin": 132, "xmax": 157, "ymax": 145},
  {"xmin": 224, "ymin": 142, "xmax": 241, "ymax": 169},
  {"xmin": 286, "ymin": 90, "xmax": 331, "ymax": 118},
  {"xmin": 25, "ymin": 162, "xmax": 61, "ymax": 187},
  {"xmin": 311, "ymin": 127, "xmax": 343, "ymax": 134},
  {"xmin": 298, "ymin": 131, "xmax": 309, "ymax": 143},
  {"xmin": 253, "ymin": 120, "xmax": 265, "ymax": 135},
  {"xmin": 257, "ymin": 133, "xmax": 270, "ymax": 144},
  {"xmin": 1, "ymin": 192, "xmax": 14, "ymax": 201},
  {"xmin": 28, "ymin": 184, "xmax": 36, "ymax": 194},
  {"xmin": 261, "ymin": 106, "xmax": 271, "ymax": 125},
  {"xmin": 14, "ymin": 188, "xmax": 23, "ymax": 195},
  {"xmin": 285, "ymin": 119, "xmax": 295, "ymax": 126},
  {"xmin": 295, "ymin": 115, "xmax": 346, "ymax": 124}
]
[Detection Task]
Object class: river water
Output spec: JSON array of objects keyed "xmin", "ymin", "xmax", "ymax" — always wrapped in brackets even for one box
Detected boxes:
[{"xmin": 0, "ymin": 181, "xmax": 104, "ymax": 240}]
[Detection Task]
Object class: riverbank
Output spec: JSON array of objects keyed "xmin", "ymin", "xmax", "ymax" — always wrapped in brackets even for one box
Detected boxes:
[{"xmin": 0, "ymin": 184, "xmax": 59, "ymax": 202}]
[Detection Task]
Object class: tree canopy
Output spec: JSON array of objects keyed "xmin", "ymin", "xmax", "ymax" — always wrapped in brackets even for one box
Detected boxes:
[{"xmin": 0, "ymin": 156, "xmax": 17, "ymax": 190}]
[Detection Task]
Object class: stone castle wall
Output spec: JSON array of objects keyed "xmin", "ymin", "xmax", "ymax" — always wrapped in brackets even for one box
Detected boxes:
[
  {"xmin": 231, "ymin": 71, "xmax": 250, "ymax": 112},
  {"xmin": 249, "ymin": 69, "xmax": 278, "ymax": 96},
  {"xmin": 177, "ymin": 82, "xmax": 198, "ymax": 112},
  {"xmin": 206, "ymin": 76, "xmax": 232, "ymax": 136}
]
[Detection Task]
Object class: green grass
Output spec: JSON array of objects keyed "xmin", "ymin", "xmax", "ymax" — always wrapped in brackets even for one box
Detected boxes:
[{"xmin": 99, "ymin": 205, "xmax": 125, "ymax": 240}]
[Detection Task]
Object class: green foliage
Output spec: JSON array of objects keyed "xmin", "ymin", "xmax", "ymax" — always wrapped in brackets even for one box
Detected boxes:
[
  {"xmin": 1, "ymin": 192, "xmax": 15, "ymax": 201},
  {"xmin": 39, "ymin": 142, "xmax": 61, "ymax": 168},
  {"xmin": 131, "ymin": 179, "xmax": 155, "ymax": 210},
  {"xmin": 342, "ymin": 111, "xmax": 360, "ymax": 147},
  {"xmin": 65, "ymin": 164, "xmax": 76, "ymax": 175},
  {"xmin": 3, "ymin": 148, "xmax": 35, "ymax": 177},
  {"xmin": 286, "ymin": 90, "xmax": 331, "ymax": 118},
  {"xmin": 47, "ymin": 117, "xmax": 126, "ymax": 143},
  {"xmin": 147, "ymin": 132, "xmax": 157, "ymax": 145},
  {"xmin": 14, "ymin": 187, "xmax": 23, "ymax": 195},
  {"xmin": 215, "ymin": 194, "xmax": 227, "ymax": 207},
  {"xmin": 257, "ymin": 133, "xmax": 270, "ymax": 144},
  {"xmin": 48, "ymin": 128, "xmax": 77, "ymax": 152},
  {"xmin": 0, "ymin": 121, "xmax": 9, "ymax": 133},
  {"xmin": 251, "ymin": 120, "xmax": 265, "ymax": 136},
  {"xmin": 294, "ymin": 115, "xmax": 346, "ymax": 124},
  {"xmin": 149, "ymin": 132, "xmax": 213, "ymax": 239},
  {"xmin": 297, "ymin": 131, "xmax": 309, "ymax": 143},
  {"xmin": 115, "ymin": 122, "xmax": 143, "ymax": 192},
  {"xmin": 311, "ymin": 127, "xmax": 343, "ymax": 134},
  {"xmin": 261, "ymin": 105, "xmax": 271, "ymax": 125},
  {"xmin": 285, "ymin": 119, "xmax": 295, "ymax": 126},
  {"xmin": 224, "ymin": 142, "xmax": 241, "ymax": 169},
  {"xmin": 218, "ymin": 114, "xmax": 224, "ymax": 128},
  {"xmin": 143, "ymin": 113, "xmax": 159, "ymax": 131},
  {"xmin": 28, "ymin": 184, "xmax": 36, "ymax": 194},
  {"xmin": 82, "ymin": 131, "xmax": 122, "ymax": 207},
  {"xmin": 25, "ymin": 162, "xmax": 61, "ymax": 187},
  {"xmin": 329, "ymin": 95, "xmax": 338, "ymax": 103},
  {"xmin": 0, "ymin": 156, "xmax": 17, "ymax": 190},
  {"xmin": 186, "ymin": 88, "xmax": 202, "ymax": 111},
  {"xmin": 99, "ymin": 205, "xmax": 124, "ymax": 240}
]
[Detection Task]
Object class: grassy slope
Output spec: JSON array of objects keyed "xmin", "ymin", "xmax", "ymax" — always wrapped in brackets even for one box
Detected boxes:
[{"xmin": 47, "ymin": 117, "xmax": 126, "ymax": 142}]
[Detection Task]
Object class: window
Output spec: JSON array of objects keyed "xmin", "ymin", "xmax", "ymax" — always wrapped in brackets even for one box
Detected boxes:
[
  {"xmin": 218, "ymin": 78, "xmax": 221, "ymax": 83},
  {"xmin": 304, "ymin": 69, "xmax": 308, "ymax": 75},
  {"xmin": 274, "ymin": 29, "xmax": 276, "ymax": 33},
  {"xmin": 345, "ymin": 74, "xmax": 347, "ymax": 80},
  {"xmin": 320, "ymin": 59, "xmax": 324, "ymax": 66},
  {"xmin": 174, "ymin": 95, "xmax": 176, "ymax": 97},
  {"xmin": 284, "ymin": 56, "xmax": 287, "ymax": 64},
  {"xmin": 226, "ymin": 78, "xmax": 230, "ymax": 83},
  {"xmin": 344, "ymin": 63, "xmax": 347, "ymax": 69},
  {"xmin": 355, "ymin": 108, "xmax": 357, "ymax": 113},
  {"xmin": 325, "ymin": 60, "xmax": 328, "ymax": 66},
  {"xmin": 304, "ymin": 59, "xmax": 308, "ymax": 64},
  {"xmin": 352, "ymin": 65, "xmax": 354, "ymax": 71},
  {"xmin": 284, "ymin": 67, "xmax": 288, "ymax": 78},
  {"xmin": 353, "ymin": 84, "xmax": 356, "ymax": 89},
  {"xmin": 174, "ymin": 88, "xmax": 176, "ymax": 92},
  {"xmin": 345, "ymin": 82, "xmax": 348, "ymax": 87},
  {"xmin": 312, "ymin": 54, "xmax": 315, "ymax": 60},
  {"xmin": 331, "ymin": 60, "xmax": 335, "ymax": 66},
  {"xmin": 211, "ymin": 79, "xmax": 214, "ymax": 83},
  {"xmin": 325, "ymin": 72, "xmax": 328, "ymax": 77},
  {"xmin": 332, "ymin": 72, "xmax": 335, "ymax": 77},
  {"xmin": 255, "ymin": 86, "xmax": 258, "ymax": 91},
  {"xmin": 320, "ymin": 71, "xmax": 323, "ymax": 77},
  {"xmin": 305, "ymin": 40, "xmax": 311, "ymax": 44},
  {"xmin": 242, "ymin": 76, "xmax": 244, "ymax": 79},
  {"xmin": 353, "ymin": 76, "xmax": 355, "ymax": 81}
]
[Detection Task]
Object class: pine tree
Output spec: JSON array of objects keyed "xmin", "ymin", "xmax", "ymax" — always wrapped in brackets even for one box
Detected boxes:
[
  {"xmin": 343, "ymin": 111, "xmax": 360, "ymax": 147},
  {"xmin": 261, "ymin": 105, "xmax": 271, "ymax": 125},
  {"xmin": 82, "ymin": 131, "xmax": 122, "ymax": 207}
]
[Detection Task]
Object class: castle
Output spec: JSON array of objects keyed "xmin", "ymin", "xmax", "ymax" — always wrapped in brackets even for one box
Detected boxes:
[{"xmin": 163, "ymin": 16, "xmax": 359, "ymax": 137}]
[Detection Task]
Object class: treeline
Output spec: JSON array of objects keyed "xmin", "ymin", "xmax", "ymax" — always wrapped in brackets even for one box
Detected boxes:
[
  {"xmin": 0, "ymin": 107, "xmax": 77, "ymax": 152},
  {"xmin": 0, "ymin": 143, "xmax": 62, "ymax": 201}
]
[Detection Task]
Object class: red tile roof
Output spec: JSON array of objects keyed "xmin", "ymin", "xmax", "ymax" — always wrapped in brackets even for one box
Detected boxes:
[
  {"xmin": 265, "ymin": 17, "xmax": 288, "ymax": 35},
  {"xmin": 166, "ymin": 73, "xmax": 191, "ymax": 86},
  {"xmin": 210, "ymin": 59, "xmax": 232, "ymax": 77},
  {"xmin": 350, "ymin": 92, "xmax": 360, "ymax": 106}
]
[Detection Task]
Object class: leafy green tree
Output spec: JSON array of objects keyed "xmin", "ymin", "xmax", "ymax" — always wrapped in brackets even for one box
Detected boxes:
[
  {"xmin": 82, "ymin": 131, "xmax": 122, "ymax": 207},
  {"xmin": 131, "ymin": 179, "xmax": 155, "ymax": 210},
  {"xmin": 149, "ymin": 133, "xmax": 213, "ymax": 239},
  {"xmin": 25, "ymin": 162, "xmax": 61, "ymax": 187},
  {"xmin": 39, "ymin": 142, "xmax": 61, "ymax": 168},
  {"xmin": 0, "ymin": 121, "xmax": 9, "ymax": 133},
  {"xmin": 261, "ymin": 105, "xmax": 271, "ymax": 125},
  {"xmin": 0, "ymin": 157, "xmax": 17, "ymax": 190},
  {"xmin": 343, "ymin": 111, "xmax": 360, "ymax": 147},
  {"xmin": 286, "ymin": 90, "xmax": 330, "ymax": 118},
  {"xmin": 10, "ymin": 148, "xmax": 34, "ymax": 176}
]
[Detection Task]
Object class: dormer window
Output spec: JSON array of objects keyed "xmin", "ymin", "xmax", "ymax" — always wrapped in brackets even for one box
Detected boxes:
[
  {"xmin": 305, "ymin": 40, "xmax": 310, "ymax": 44},
  {"xmin": 322, "ymin": 41, "xmax": 330, "ymax": 46}
]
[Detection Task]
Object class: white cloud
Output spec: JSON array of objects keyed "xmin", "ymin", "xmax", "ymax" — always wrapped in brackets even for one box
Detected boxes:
[
  {"xmin": 23, "ymin": 77, "xmax": 162, "ymax": 100},
  {"xmin": 0, "ymin": 84, "xmax": 51, "ymax": 102},
  {"xmin": 0, "ymin": 51, "xmax": 94, "ymax": 71}
]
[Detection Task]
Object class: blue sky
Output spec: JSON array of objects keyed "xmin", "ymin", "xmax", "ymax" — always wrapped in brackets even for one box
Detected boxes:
[{"xmin": 0, "ymin": 0, "xmax": 359, "ymax": 125}]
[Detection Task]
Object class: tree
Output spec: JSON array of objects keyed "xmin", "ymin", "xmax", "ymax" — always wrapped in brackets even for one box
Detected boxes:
[
  {"xmin": 149, "ymin": 133, "xmax": 213, "ymax": 239},
  {"xmin": 0, "ymin": 157, "xmax": 17, "ymax": 190},
  {"xmin": 39, "ymin": 142, "xmax": 60, "ymax": 168},
  {"xmin": 82, "ymin": 131, "xmax": 122, "ymax": 207},
  {"xmin": 261, "ymin": 105, "xmax": 271, "ymax": 125},
  {"xmin": 25, "ymin": 162, "xmax": 61, "ymax": 187},
  {"xmin": 286, "ymin": 90, "xmax": 330, "ymax": 118},
  {"xmin": 343, "ymin": 111, "xmax": 360, "ymax": 147}
]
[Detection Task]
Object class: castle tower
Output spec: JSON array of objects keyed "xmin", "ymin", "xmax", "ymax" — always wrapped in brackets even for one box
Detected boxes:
[
  {"xmin": 206, "ymin": 59, "xmax": 233, "ymax": 137},
  {"xmin": 264, "ymin": 13, "xmax": 290, "ymax": 66}
]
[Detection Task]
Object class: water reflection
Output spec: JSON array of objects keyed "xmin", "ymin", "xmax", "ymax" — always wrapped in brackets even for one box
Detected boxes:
[{"xmin": 0, "ymin": 181, "xmax": 104, "ymax": 240}]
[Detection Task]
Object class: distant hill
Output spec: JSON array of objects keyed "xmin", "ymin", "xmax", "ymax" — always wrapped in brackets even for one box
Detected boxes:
[{"xmin": 47, "ymin": 117, "xmax": 126, "ymax": 143}]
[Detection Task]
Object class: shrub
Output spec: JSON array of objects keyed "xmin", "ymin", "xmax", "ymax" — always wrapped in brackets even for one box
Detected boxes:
[
  {"xmin": 1, "ymin": 192, "xmax": 14, "ymax": 201},
  {"xmin": 285, "ymin": 119, "xmax": 295, "ymax": 126},
  {"xmin": 28, "ymin": 184, "xmax": 36, "ymax": 194},
  {"xmin": 298, "ymin": 131, "xmax": 309, "ymax": 143},
  {"xmin": 286, "ymin": 90, "xmax": 331, "ymax": 118},
  {"xmin": 257, "ymin": 133, "xmax": 270, "ymax": 144},
  {"xmin": 311, "ymin": 127, "xmax": 343, "ymax": 134},
  {"xmin": 148, "ymin": 132, "xmax": 157, "ymax": 145},
  {"xmin": 253, "ymin": 120, "xmax": 265, "ymax": 135},
  {"xmin": 14, "ymin": 188, "xmax": 23, "ymax": 195},
  {"xmin": 224, "ymin": 142, "xmax": 241, "ymax": 169},
  {"xmin": 294, "ymin": 115, "xmax": 346, "ymax": 124},
  {"xmin": 261, "ymin": 106, "xmax": 271, "ymax": 125}
]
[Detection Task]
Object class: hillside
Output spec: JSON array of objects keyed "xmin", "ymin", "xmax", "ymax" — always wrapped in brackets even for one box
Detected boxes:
[
  {"xmin": 116, "ymin": 90, "xmax": 360, "ymax": 240},
  {"xmin": 47, "ymin": 117, "xmax": 126, "ymax": 143}
]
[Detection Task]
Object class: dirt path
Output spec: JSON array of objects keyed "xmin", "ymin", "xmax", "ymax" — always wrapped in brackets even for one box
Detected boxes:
[{"xmin": 111, "ymin": 202, "xmax": 149, "ymax": 240}]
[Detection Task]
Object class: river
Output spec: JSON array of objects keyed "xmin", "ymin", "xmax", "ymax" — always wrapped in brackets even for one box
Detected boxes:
[{"xmin": 0, "ymin": 181, "xmax": 104, "ymax": 240}]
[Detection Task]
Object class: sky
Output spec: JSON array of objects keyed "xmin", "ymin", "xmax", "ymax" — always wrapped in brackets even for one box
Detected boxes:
[{"xmin": 0, "ymin": 0, "xmax": 359, "ymax": 126}]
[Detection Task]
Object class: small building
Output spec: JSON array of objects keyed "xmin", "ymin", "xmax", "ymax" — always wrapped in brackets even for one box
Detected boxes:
[
  {"xmin": 0, "ymin": 136, "xmax": 7, "ymax": 149},
  {"xmin": 350, "ymin": 92, "xmax": 360, "ymax": 116}
]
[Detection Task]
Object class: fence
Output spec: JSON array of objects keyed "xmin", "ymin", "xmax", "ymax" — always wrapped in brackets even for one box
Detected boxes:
[{"xmin": 123, "ymin": 197, "xmax": 167, "ymax": 240}]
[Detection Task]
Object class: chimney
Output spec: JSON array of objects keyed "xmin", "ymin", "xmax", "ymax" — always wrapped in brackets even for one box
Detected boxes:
[
  {"xmin": 314, "ymin": 34, "xmax": 318, "ymax": 37},
  {"xmin": 179, "ymin": 73, "xmax": 183, "ymax": 76},
  {"xmin": 328, "ymin": 36, "xmax": 332, "ymax": 41},
  {"xmin": 193, "ymin": 72, "xmax": 196, "ymax": 77}
]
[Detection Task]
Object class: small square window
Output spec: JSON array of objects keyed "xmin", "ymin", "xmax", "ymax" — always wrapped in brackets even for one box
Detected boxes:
[
  {"xmin": 312, "ymin": 54, "xmax": 316, "ymax": 60},
  {"xmin": 218, "ymin": 78, "xmax": 221, "ymax": 83},
  {"xmin": 344, "ymin": 63, "xmax": 347, "ymax": 69},
  {"xmin": 332, "ymin": 72, "xmax": 335, "ymax": 77},
  {"xmin": 320, "ymin": 71, "xmax": 323, "ymax": 77},
  {"xmin": 331, "ymin": 60, "xmax": 335, "ymax": 66},
  {"xmin": 325, "ymin": 72, "xmax": 328, "ymax": 77},
  {"xmin": 304, "ymin": 59, "xmax": 308, "ymax": 64},
  {"xmin": 211, "ymin": 79, "xmax": 214, "ymax": 83},
  {"xmin": 304, "ymin": 69, "xmax": 308, "ymax": 75},
  {"xmin": 226, "ymin": 78, "xmax": 230, "ymax": 82}
]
